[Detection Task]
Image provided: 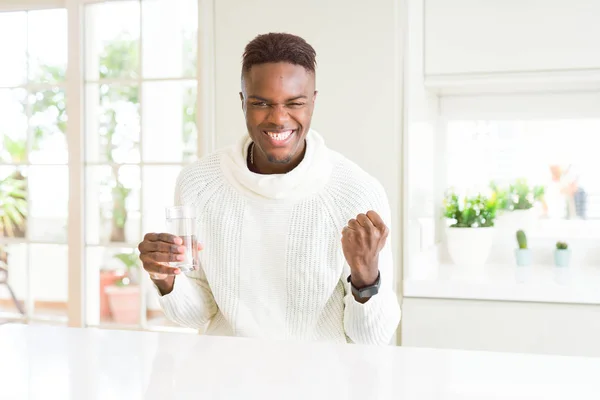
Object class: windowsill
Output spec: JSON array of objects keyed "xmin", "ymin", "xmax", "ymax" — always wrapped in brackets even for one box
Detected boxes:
[{"xmin": 404, "ymin": 262, "xmax": 600, "ymax": 305}]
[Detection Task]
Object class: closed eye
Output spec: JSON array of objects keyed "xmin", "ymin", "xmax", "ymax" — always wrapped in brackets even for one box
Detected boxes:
[
  {"xmin": 288, "ymin": 102, "xmax": 305, "ymax": 108},
  {"xmin": 251, "ymin": 102, "xmax": 268, "ymax": 108}
]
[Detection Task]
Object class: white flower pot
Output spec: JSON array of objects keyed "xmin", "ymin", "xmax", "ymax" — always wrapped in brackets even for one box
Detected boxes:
[
  {"xmin": 446, "ymin": 226, "xmax": 495, "ymax": 267},
  {"xmin": 495, "ymin": 208, "xmax": 537, "ymax": 232}
]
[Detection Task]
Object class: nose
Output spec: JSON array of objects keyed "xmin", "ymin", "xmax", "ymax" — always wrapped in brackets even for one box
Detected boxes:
[{"xmin": 266, "ymin": 104, "xmax": 290, "ymax": 125}]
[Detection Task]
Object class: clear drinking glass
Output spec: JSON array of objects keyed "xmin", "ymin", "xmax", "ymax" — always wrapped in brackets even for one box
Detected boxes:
[{"xmin": 165, "ymin": 205, "xmax": 199, "ymax": 272}]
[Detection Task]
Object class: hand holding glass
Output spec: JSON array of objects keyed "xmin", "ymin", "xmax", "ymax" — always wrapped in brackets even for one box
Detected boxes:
[{"xmin": 165, "ymin": 206, "xmax": 199, "ymax": 272}]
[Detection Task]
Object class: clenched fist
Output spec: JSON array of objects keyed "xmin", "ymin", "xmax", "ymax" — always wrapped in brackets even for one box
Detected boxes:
[{"xmin": 341, "ymin": 210, "xmax": 389, "ymax": 289}]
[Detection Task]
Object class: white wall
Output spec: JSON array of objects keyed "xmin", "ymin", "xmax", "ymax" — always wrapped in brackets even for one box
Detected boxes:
[
  {"xmin": 212, "ymin": 0, "xmax": 405, "ymax": 291},
  {"xmin": 440, "ymin": 92, "xmax": 600, "ymax": 120},
  {"xmin": 424, "ymin": 0, "xmax": 600, "ymax": 76}
]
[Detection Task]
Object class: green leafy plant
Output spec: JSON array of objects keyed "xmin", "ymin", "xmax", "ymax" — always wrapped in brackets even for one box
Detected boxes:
[
  {"xmin": 489, "ymin": 181, "xmax": 510, "ymax": 211},
  {"xmin": 113, "ymin": 251, "xmax": 140, "ymax": 286},
  {"xmin": 109, "ymin": 181, "xmax": 132, "ymax": 242},
  {"xmin": 443, "ymin": 190, "xmax": 497, "ymax": 228},
  {"xmin": 1, "ymin": 136, "xmax": 27, "ymax": 164},
  {"xmin": 556, "ymin": 241, "xmax": 568, "ymax": 250},
  {"xmin": 509, "ymin": 179, "xmax": 545, "ymax": 210},
  {"xmin": 97, "ymin": 37, "xmax": 140, "ymax": 243},
  {"xmin": 0, "ymin": 173, "xmax": 27, "ymax": 237},
  {"xmin": 490, "ymin": 179, "xmax": 545, "ymax": 211},
  {"xmin": 516, "ymin": 230, "xmax": 528, "ymax": 249}
]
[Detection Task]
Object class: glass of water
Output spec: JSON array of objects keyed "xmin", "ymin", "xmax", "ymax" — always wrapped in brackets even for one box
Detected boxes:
[{"xmin": 165, "ymin": 205, "xmax": 199, "ymax": 272}]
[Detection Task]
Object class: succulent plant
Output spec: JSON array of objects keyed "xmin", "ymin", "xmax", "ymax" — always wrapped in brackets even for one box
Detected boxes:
[
  {"xmin": 516, "ymin": 230, "xmax": 527, "ymax": 249},
  {"xmin": 556, "ymin": 241, "xmax": 568, "ymax": 250}
]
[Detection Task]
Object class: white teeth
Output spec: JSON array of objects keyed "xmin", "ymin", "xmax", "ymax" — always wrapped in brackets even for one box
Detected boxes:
[{"xmin": 266, "ymin": 130, "xmax": 293, "ymax": 141}]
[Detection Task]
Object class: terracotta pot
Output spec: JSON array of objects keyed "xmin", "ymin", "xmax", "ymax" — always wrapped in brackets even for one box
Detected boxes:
[
  {"xmin": 105, "ymin": 284, "xmax": 141, "ymax": 324},
  {"xmin": 100, "ymin": 270, "xmax": 122, "ymax": 319}
]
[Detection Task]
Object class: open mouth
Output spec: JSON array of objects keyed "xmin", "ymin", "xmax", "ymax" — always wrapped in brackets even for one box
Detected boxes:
[{"xmin": 263, "ymin": 129, "xmax": 295, "ymax": 144}]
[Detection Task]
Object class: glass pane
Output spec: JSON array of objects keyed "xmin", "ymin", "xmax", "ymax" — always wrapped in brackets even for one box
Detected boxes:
[
  {"xmin": 86, "ymin": 246, "xmax": 141, "ymax": 326},
  {"xmin": 142, "ymin": 81, "xmax": 197, "ymax": 163},
  {"xmin": 141, "ymin": 166, "xmax": 182, "ymax": 233},
  {"xmin": 84, "ymin": 1, "xmax": 140, "ymax": 81},
  {"xmin": 28, "ymin": 9, "xmax": 68, "ymax": 84},
  {"xmin": 29, "ymin": 166, "xmax": 68, "ymax": 243},
  {"xmin": 29, "ymin": 88, "xmax": 68, "ymax": 164},
  {"xmin": 141, "ymin": 0, "xmax": 197, "ymax": 78},
  {"xmin": 0, "ymin": 166, "xmax": 28, "ymax": 239},
  {"xmin": 446, "ymin": 120, "xmax": 600, "ymax": 219},
  {"xmin": 0, "ymin": 89, "xmax": 28, "ymax": 164},
  {"xmin": 85, "ymin": 84, "xmax": 140, "ymax": 163},
  {"xmin": 0, "ymin": 243, "xmax": 27, "ymax": 317},
  {"xmin": 85, "ymin": 166, "xmax": 141, "ymax": 246},
  {"xmin": 443, "ymin": 119, "xmax": 600, "ymax": 268},
  {"xmin": 30, "ymin": 244, "xmax": 67, "ymax": 320},
  {"xmin": 0, "ymin": 12, "xmax": 27, "ymax": 87}
]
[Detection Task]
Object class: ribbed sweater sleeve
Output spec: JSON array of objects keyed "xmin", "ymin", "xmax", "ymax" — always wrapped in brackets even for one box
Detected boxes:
[
  {"xmin": 155, "ymin": 269, "xmax": 218, "ymax": 329},
  {"xmin": 343, "ymin": 230, "xmax": 401, "ymax": 345},
  {"xmin": 153, "ymin": 167, "xmax": 218, "ymax": 329},
  {"xmin": 323, "ymin": 159, "xmax": 401, "ymax": 345}
]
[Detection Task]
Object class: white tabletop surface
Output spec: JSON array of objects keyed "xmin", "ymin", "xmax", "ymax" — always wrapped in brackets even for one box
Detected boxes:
[{"xmin": 1, "ymin": 324, "xmax": 600, "ymax": 399}]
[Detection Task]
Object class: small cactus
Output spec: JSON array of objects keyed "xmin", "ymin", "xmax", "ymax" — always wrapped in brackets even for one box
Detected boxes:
[
  {"xmin": 556, "ymin": 241, "xmax": 568, "ymax": 250},
  {"xmin": 516, "ymin": 230, "xmax": 527, "ymax": 249}
]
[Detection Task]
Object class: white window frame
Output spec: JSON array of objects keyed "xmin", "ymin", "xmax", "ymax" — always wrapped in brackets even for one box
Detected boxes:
[
  {"xmin": 0, "ymin": 2, "xmax": 71, "ymax": 324},
  {"xmin": 0, "ymin": 0, "xmax": 216, "ymax": 330}
]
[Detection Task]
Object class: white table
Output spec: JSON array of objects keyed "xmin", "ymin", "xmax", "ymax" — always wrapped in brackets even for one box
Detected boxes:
[{"xmin": 1, "ymin": 324, "xmax": 599, "ymax": 399}]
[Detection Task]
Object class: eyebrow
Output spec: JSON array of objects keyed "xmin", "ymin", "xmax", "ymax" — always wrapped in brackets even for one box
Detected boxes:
[{"xmin": 247, "ymin": 95, "xmax": 308, "ymax": 102}]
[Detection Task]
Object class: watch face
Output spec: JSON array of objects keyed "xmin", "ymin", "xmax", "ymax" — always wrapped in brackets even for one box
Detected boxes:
[
  {"xmin": 348, "ymin": 272, "xmax": 381, "ymax": 298},
  {"xmin": 358, "ymin": 285, "xmax": 379, "ymax": 299}
]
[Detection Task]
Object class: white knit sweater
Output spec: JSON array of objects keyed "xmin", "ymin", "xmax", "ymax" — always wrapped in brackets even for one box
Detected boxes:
[{"xmin": 156, "ymin": 129, "xmax": 401, "ymax": 345}]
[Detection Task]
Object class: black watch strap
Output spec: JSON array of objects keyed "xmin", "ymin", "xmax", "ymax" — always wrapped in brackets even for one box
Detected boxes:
[{"xmin": 347, "ymin": 271, "xmax": 381, "ymax": 299}]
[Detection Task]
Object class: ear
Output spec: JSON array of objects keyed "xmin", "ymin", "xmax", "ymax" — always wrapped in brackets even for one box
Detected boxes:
[
  {"xmin": 312, "ymin": 90, "xmax": 318, "ymax": 102},
  {"xmin": 239, "ymin": 92, "xmax": 245, "ymax": 112}
]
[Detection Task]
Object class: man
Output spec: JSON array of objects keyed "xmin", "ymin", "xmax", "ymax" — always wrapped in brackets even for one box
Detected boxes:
[{"xmin": 138, "ymin": 33, "xmax": 401, "ymax": 345}]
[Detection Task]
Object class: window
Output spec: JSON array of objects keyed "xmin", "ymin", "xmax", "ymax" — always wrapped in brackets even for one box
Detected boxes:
[
  {"xmin": 0, "ymin": 9, "xmax": 69, "ymax": 322},
  {"xmin": 406, "ymin": 110, "xmax": 600, "ymax": 272},
  {"xmin": 446, "ymin": 119, "xmax": 600, "ymax": 220},
  {"xmin": 82, "ymin": 0, "xmax": 198, "ymax": 330},
  {"xmin": 446, "ymin": 119, "xmax": 600, "ymax": 232},
  {"xmin": 0, "ymin": 0, "xmax": 203, "ymax": 332}
]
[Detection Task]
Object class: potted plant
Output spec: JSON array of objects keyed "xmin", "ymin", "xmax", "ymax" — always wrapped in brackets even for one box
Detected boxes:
[
  {"xmin": 554, "ymin": 241, "xmax": 571, "ymax": 267},
  {"xmin": 509, "ymin": 178, "xmax": 544, "ymax": 211},
  {"xmin": 99, "ymin": 267, "xmax": 122, "ymax": 320},
  {"xmin": 0, "ymin": 168, "xmax": 27, "ymax": 238},
  {"xmin": 514, "ymin": 230, "xmax": 532, "ymax": 266},
  {"xmin": 489, "ymin": 181, "xmax": 510, "ymax": 214},
  {"xmin": 444, "ymin": 190, "xmax": 497, "ymax": 267},
  {"xmin": 105, "ymin": 251, "xmax": 141, "ymax": 324},
  {"xmin": 492, "ymin": 178, "xmax": 544, "ymax": 231}
]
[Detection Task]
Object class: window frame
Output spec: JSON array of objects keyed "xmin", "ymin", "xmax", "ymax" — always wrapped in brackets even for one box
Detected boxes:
[
  {"xmin": 407, "ymin": 91, "xmax": 600, "ymax": 268},
  {"xmin": 0, "ymin": 0, "xmax": 216, "ymax": 331}
]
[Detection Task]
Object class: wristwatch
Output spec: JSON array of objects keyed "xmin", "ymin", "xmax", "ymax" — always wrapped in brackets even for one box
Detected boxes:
[{"xmin": 347, "ymin": 271, "xmax": 381, "ymax": 299}]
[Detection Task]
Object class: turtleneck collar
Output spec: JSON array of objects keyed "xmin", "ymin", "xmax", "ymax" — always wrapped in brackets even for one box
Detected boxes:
[{"xmin": 220, "ymin": 129, "xmax": 333, "ymax": 201}]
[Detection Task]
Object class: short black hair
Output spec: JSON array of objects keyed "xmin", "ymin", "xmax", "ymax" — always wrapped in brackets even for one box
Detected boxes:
[{"xmin": 242, "ymin": 32, "xmax": 317, "ymax": 75}]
